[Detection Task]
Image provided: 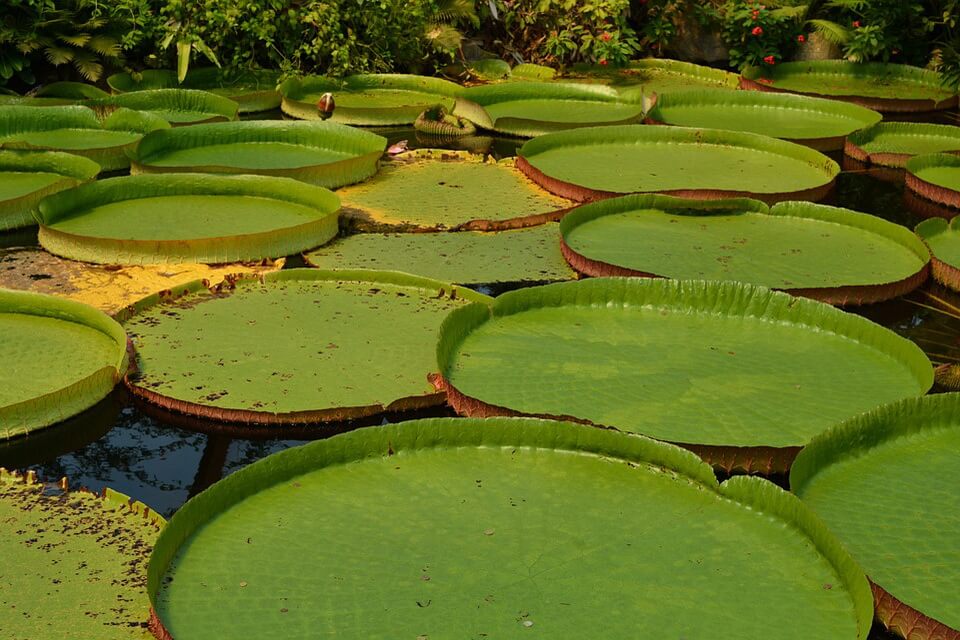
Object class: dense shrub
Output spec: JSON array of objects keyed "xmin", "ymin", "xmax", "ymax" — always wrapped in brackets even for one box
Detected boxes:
[
  {"xmin": 476, "ymin": 0, "xmax": 640, "ymax": 69},
  {"xmin": 722, "ymin": 1, "xmax": 802, "ymax": 69}
]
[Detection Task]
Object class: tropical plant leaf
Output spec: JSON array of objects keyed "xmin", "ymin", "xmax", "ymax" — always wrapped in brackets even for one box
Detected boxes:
[{"xmin": 807, "ymin": 19, "xmax": 851, "ymax": 46}]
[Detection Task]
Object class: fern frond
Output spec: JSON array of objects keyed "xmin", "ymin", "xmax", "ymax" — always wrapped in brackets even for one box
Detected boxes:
[
  {"xmin": 824, "ymin": 0, "xmax": 866, "ymax": 10},
  {"xmin": 424, "ymin": 23, "xmax": 464, "ymax": 53},
  {"xmin": 59, "ymin": 33, "xmax": 91, "ymax": 47},
  {"xmin": 87, "ymin": 35, "xmax": 121, "ymax": 58},
  {"xmin": 44, "ymin": 45, "xmax": 75, "ymax": 65},
  {"xmin": 72, "ymin": 51, "xmax": 103, "ymax": 81},
  {"xmin": 807, "ymin": 19, "xmax": 851, "ymax": 45},
  {"xmin": 435, "ymin": 0, "xmax": 477, "ymax": 23},
  {"xmin": 769, "ymin": 6, "xmax": 807, "ymax": 19}
]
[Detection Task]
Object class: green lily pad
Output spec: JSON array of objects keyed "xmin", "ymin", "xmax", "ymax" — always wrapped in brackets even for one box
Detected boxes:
[
  {"xmin": 437, "ymin": 278, "xmax": 931, "ymax": 471},
  {"xmin": 304, "ymin": 224, "xmax": 575, "ymax": 285},
  {"xmin": 90, "ymin": 89, "xmax": 240, "ymax": 126},
  {"xmin": 567, "ymin": 58, "xmax": 740, "ymax": 92},
  {"xmin": 510, "ymin": 63, "xmax": 556, "ymax": 81},
  {"xmin": 107, "ymin": 68, "xmax": 281, "ymax": 113},
  {"xmin": 466, "ymin": 58, "xmax": 512, "ymax": 81},
  {"xmin": 0, "ymin": 469, "xmax": 163, "ymax": 639},
  {"xmin": 560, "ymin": 195, "xmax": 929, "ymax": 305},
  {"xmin": 0, "ymin": 289, "xmax": 127, "ymax": 440},
  {"xmin": 148, "ymin": 417, "xmax": 873, "ymax": 640},
  {"xmin": 0, "ymin": 105, "xmax": 169, "ymax": 171},
  {"xmin": 845, "ymin": 123, "xmax": 960, "ymax": 168},
  {"xmin": 916, "ymin": 214, "xmax": 960, "ymax": 292},
  {"xmin": 0, "ymin": 149, "xmax": 100, "ymax": 231},
  {"xmin": 906, "ymin": 152, "xmax": 960, "ymax": 213},
  {"xmin": 279, "ymin": 74, "xmax": 463, "ymax": 125},
  {"xmin": 646, "ymin": 89, "xmax": 880, "ymax": 151},
  {"xmin": 33, "ymin": 81, "xmax": 111, "ymax": 101},
  {"xmin": 336, "ymin": 149, "xmax": 572, "ymax": 231},
  {"xmin": 791, "ymin": 394, "xmax": 960, "ymax": 638},
  {"xmin": 129, "ymin": 121, "xmax": 385, "ymax": 188},
  {"xmin": 122, "ymin": 269, "xmax": 490, "ymax": 425},
  {"xmin": 457, "ymin": 82, "xmax": 645, "ymax": 137},
  {"xmin": 742, "ymin": 61, "xmax": 958, "ymax": 113},
  {"xmin": 517, "ymin": 125, "xmax": 840, "ymax": 204},
  {"xmin": 36, "ymin": 173, "xmax": 339, "ymax": 265}
]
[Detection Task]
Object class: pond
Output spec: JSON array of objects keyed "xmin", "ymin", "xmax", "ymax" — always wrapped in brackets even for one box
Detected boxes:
[{"xmin": 3, "ymin": 110, "xmax": 959, "ymax": 640}]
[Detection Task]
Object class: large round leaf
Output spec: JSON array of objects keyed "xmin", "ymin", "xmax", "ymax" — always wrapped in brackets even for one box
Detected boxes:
[
  {"xmin": 0, "ymin": 105, "xmax": 169, "ymax": 171},
  {"xmin": 0, "ymin": 149, "xmax": 100, "ymax": 231},
  {"xmin": 89, "ymin": 89, "xmax": 240, "ymax": 126},
  {"xmin": 36, "ymin": 173, "xmax": 339, "ymax": 265},
  {"xmin": 279, "ymin": 74, "xmax": 464, "ymax": 125},
  {"xmin": 456, "ymin": 82, "xmax": 645, "ymax": 137},
  {"xmin": 33, "ymin": 81, "xmax": 111, "ymax": 101},
  {"xmin": 845, "ymin": 123, "xmax": 960, "ymax": 168},
  {"xmin": 0, "ymin": 469, "xmax": 163, "ymax": 639},
  {"xmin": 336, "ymin": 149, "xmax": 572, "ymax": 231},
  {"xmin": 304, "ymin": 224, "xmax": 576, "ymax": 286},
  {"xmin": 559, "ymin": 195, "xmax": 929, "ymax": 304},
  {"xmin": 741, "ymin": 61, "xmax": 958, "ymax": 113},
  {"xmin": 791, "ymin": 394, "xmax": 960, "ymax": 639},
  {"xmin": 517, "ymin": 125, "xmax": 840, "ymax": 204},
  {"xmin": 916, "ymin": 214, "xmax": 960, "ymax": 292},
  {"xmin": 122, "ymin": 269, "xmax": 490, "ymax": 425},
  {"xmin": 129, "ymin": 121, "xmax": 386, "ymax": 188},
  {"xmin": 0, "ymin": 289, "xmax": 127, "ymax": 440},
  {"xmin": 148, "ymin": 417, "xmax": 873, "ymax": 640},
  {"xmin": 645, "ymin": 89, "xmax": 880, "ymax": 151},
  {"xmin": 107, "ymin": 68, "xmax": 281, "ymax": 113},
  {"xmin": 436, "ymin": 278, "xmax": 932, "ymax": 472},
  {"xmin": 906, "ymin": 152, "xmax": 960, "ymax": 211},
  {"xmin": 0, "ymin": 246, "xmax": 283, "ymax": 315},
  {"xmin": 567, "ymin": 58, "xmax": 740, "ymax": 92}
]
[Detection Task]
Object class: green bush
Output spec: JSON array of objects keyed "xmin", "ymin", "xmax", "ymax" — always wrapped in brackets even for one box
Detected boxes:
[
  {"xmin": 159, "ymin": 0, "xmax": 476, "ymax": 78},
  {"xmin": 477, "ymin": 0, "xmax": 640, "ymax": 69},
  {"xmin": 722, "ymin": 1, "xmax": 802, "ymax": 70}
]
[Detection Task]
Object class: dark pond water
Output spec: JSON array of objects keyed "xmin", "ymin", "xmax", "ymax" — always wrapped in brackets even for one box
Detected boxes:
[{"xmin": 4, "ymin": 109, "xmax": 959, "ymax": 639}]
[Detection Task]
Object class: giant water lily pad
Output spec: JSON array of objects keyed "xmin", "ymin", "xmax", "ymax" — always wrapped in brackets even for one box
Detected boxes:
[
  {"xmin": 129, "ymin": 121, "xmax": 386, "ymax": 188},
  {"xmin": 0, "ymin": 247, "xmax": 283, "ymax": 314},
  {"xmin": 304, "ymin": 224, "xmax": 575, "ymax": 285},
  {"xmin": 337, "ymin": 150, "xmax": 572, "ymax": 231},
  {"xmin": 916, "ymin": 215, "xmax": 960, "ymax": 292},
  {"xmin": 791, "ymin": 394, "xmax": 960, "ymax": 639},
  {"xmin": 33, "ymin": 81, "xmax": 111, "ymax": 101},
  {"xmin": 741, "ymin": 61, "xmax": 958, "ymax": 113},
  {"xmin": 906, "ymin": 152, "xmax": 960, "ymax": 211},
  {"xmin": 456, "ymin": 82, "xmax": 645, "ymax": 137},
  {"xmin": 0, "ymin": 289, "xmax": 127, "ymax": 440},
  {"xmin": 845, "ymin": 123, "xmax": 960, "ymax": 168},
  {"xmin": 148, "ymin": 417, "xmax": 873, "ymax": 640},
  {"xmin": 436, "ymin": 278, "xmax": 932, "ymax": 473},
  {"xmin": 517, "ymin": 125, "xmax": 840, "ymax": 204},
  {"xmin": 90, "ymin": 89, "xmax": 240, "ymax": 126},
  {"xmin": 645, "ymin": 89, "xmax": 880, "ymax": 151},
  {"xmin": 567, "ymin": 58, "xmax": 739, "ymax": 92},
  {"xmin": 560, "ymin": 196, "xmax": 929, "ymax": 305},
  {"xmin": 0, "ymin": 149, "xmax": 100, "ymax": 231},
  {"xmin": 37, "ymin": 173, "xmax": 339, "ymax": 265},
  {"xmin": 0, "ymin": 469, "xmax": 163, "ymax": 639},
  {"xmin": 107, "ymin": 68, "xmax": 281, "ymax": 113},
  {"xmin": 0, "ymin": 105, "xmax": 169, "ymax": 171},
  {"xmin": 122, "ymin": 270, "xmax": 490, "ymax": 425},
  {"xmin": 279, "ymin": 74, "xmax": 463, "ymax": 124}
]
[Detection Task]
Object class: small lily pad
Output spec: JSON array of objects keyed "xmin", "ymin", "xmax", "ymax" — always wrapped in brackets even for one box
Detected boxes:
[
  {"xmin": 906, "ymin": 152, "xmax": 960, "ymax": 211},
  {"xmin": 916, "ymin": 215, "xmax": 960, "ymax": 292},
  {"xmin": 845, "ymin": 123, "xmax": 960, "ymax": 168},
  {"xmin": 0, "ymin": 149, "xmax": 100, "ymax": 231},
  {"xmin": 337, "ymin": 149, "xmax": 572, "ymax": 231},
  {"xmin": 304, "ymin": 224, "xmax": 575, "ymax": 285},
  {"xmin": 107, "ymin": 68, "xmax": 281, "ymax": 113}
]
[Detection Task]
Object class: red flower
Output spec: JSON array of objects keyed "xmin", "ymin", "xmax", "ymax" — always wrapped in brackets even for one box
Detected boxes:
[
  {"xmin": 751, "ymin": 26, "xmax": 763, "ymax": 36},
  {"xmin": 599, "ymin": 58, "xmax": 608, "ymax": 66},
  {"xmin": 751, "ymin": 10, "xmax": 759, "ymax": 19},
  {"xmin": 600, "ymin": 32, "xmax": 612, "ymax": 42},
  {"xmin": 757, "ymin": 77, "xmax": 774, "ymax": 85},
  {"xmin": 763, "ymin": 55, "xmax": 776, "ymax": 64},
  {"xmin": 852, "ymin": 20, "xmax": 861, "ymax": 28},
  {"xmin": 797, "ymin": 34, "xmax": 806, "ymax": 43}
]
